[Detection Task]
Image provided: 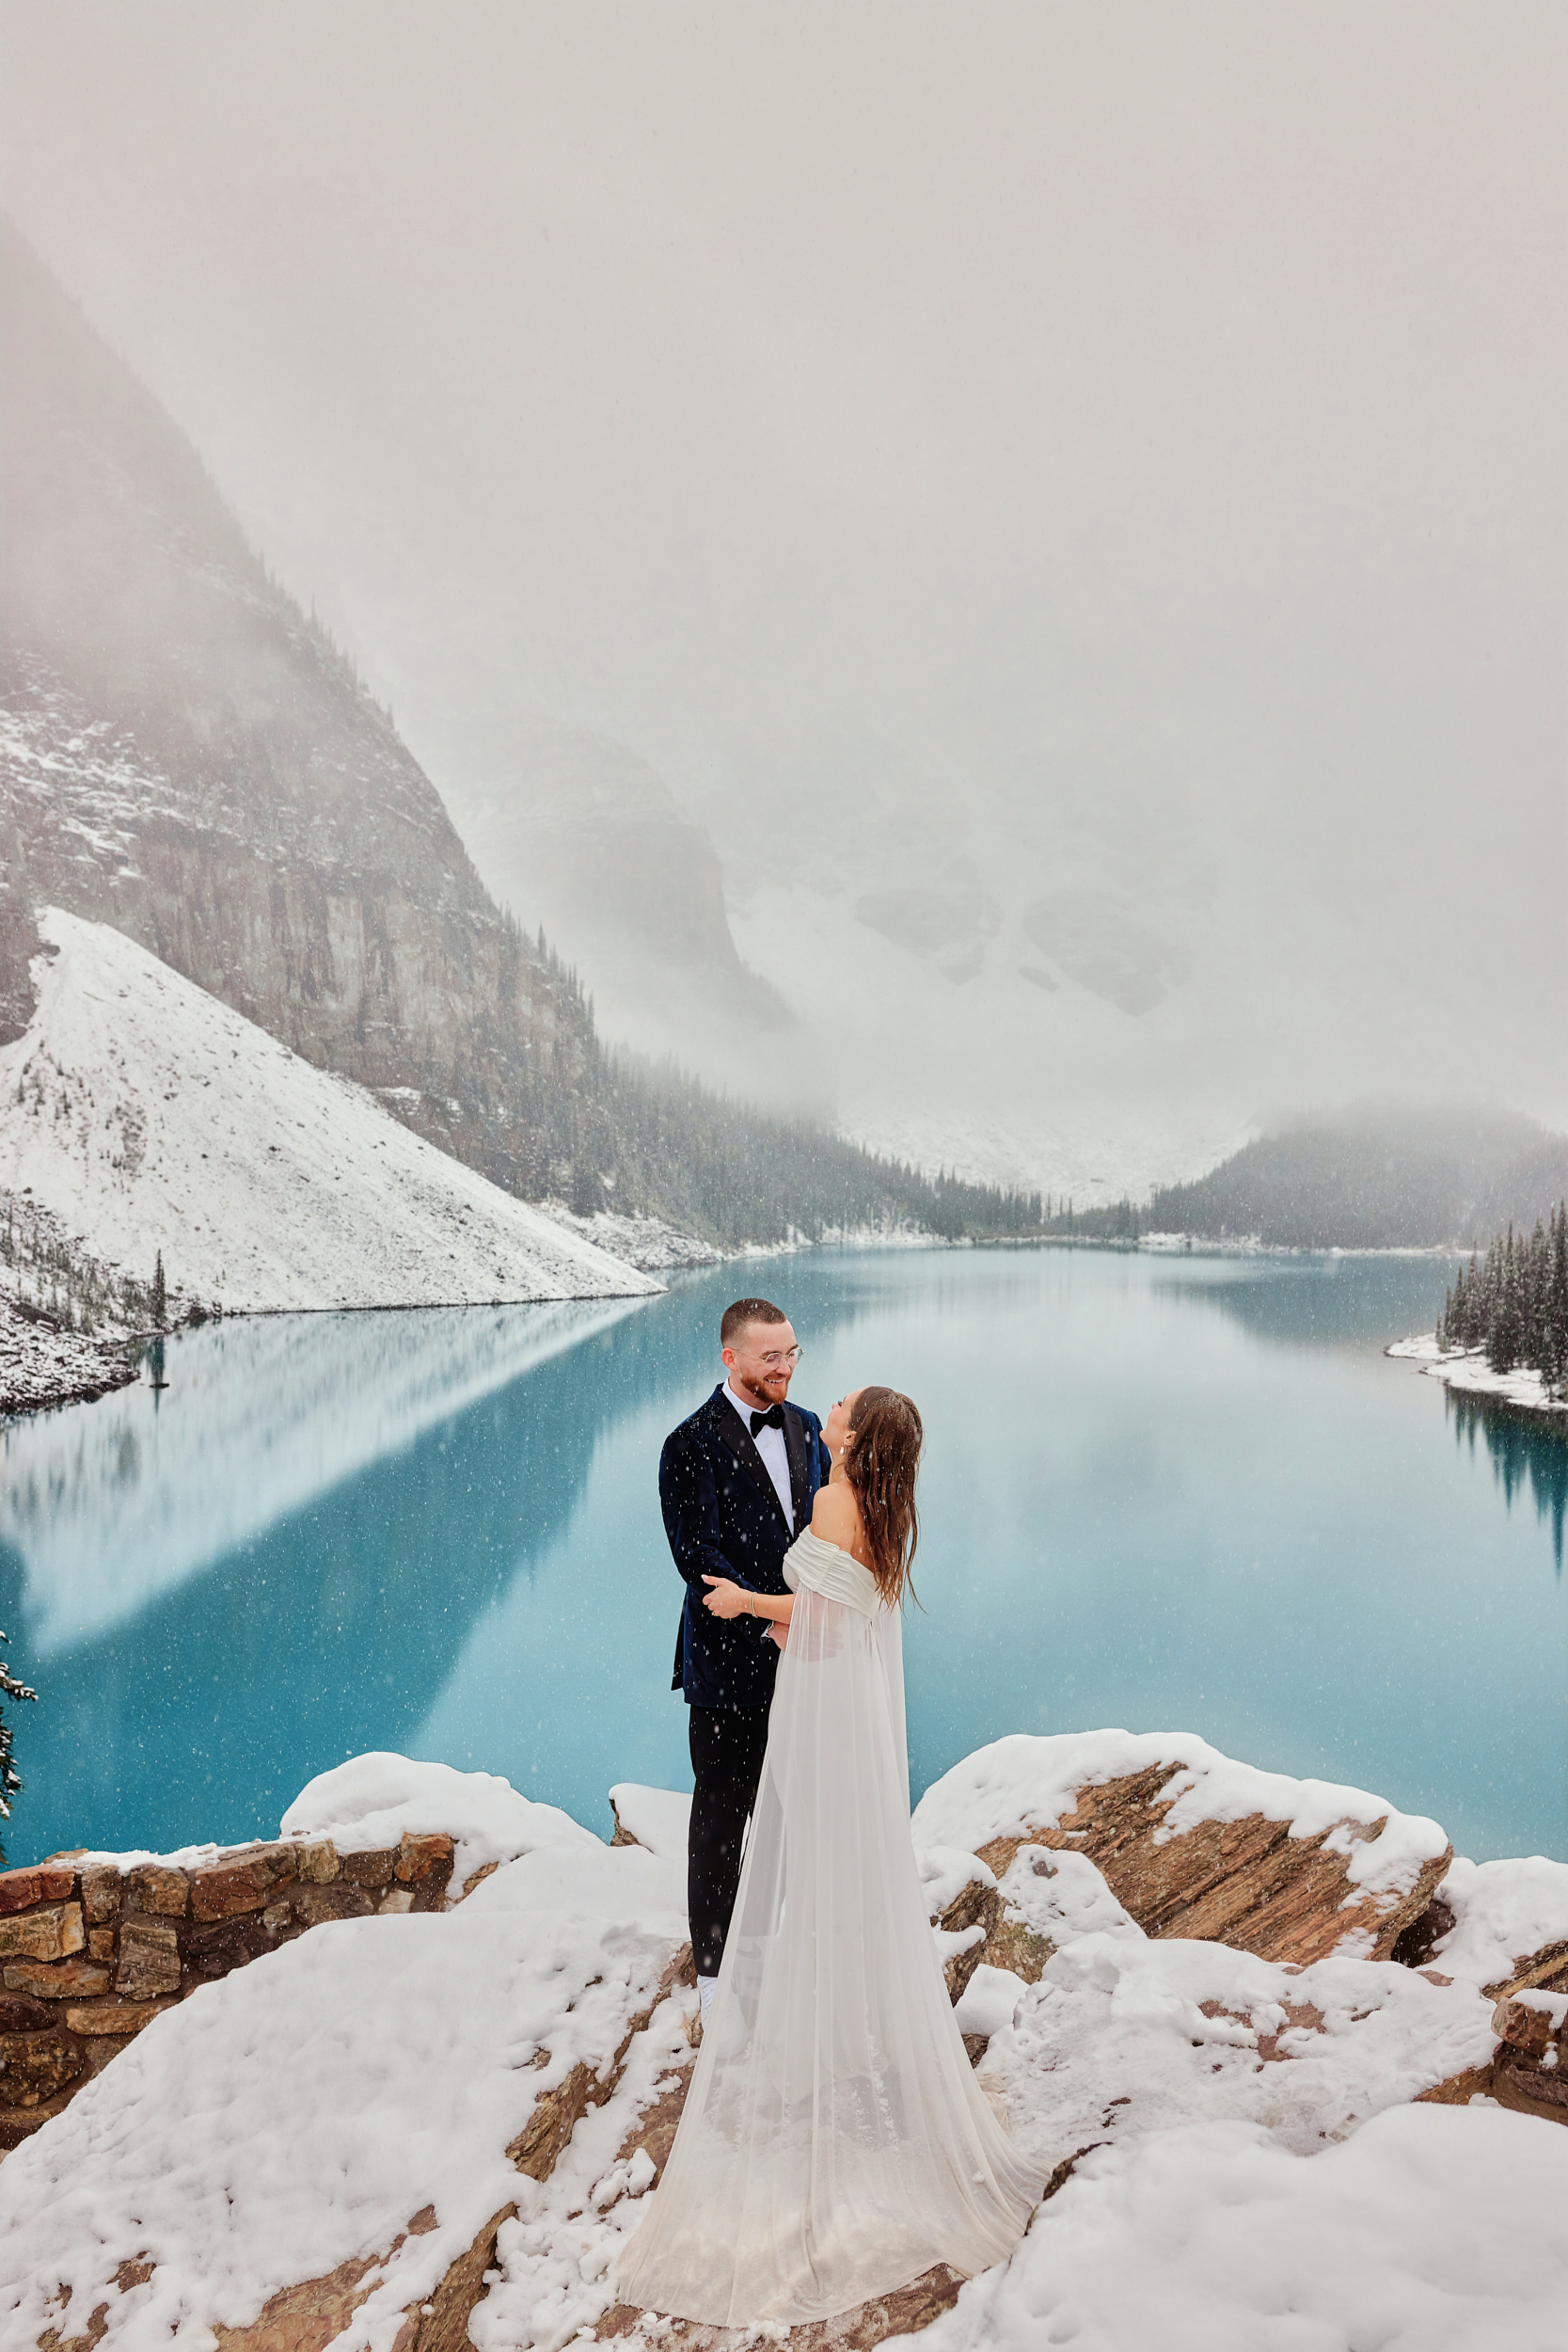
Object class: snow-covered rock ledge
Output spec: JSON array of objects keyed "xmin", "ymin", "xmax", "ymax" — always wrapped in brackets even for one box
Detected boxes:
[
  {"xmin": 1387, "ymin": 1330, "xmax": 1567, "ymax": 1420},
  {"xmin": 532, "ymin": 1202, "xmax": 725, "ymax": 1274},
  {"xmin": 1, "ymin": 1192, "xmax": 154, "ymax": 1418},
  {"xmin": 0, "ymin": 1298, "xmax": 137, "ymax": 1417},
  {"xmin": 0, "ymin": 911, "xmax": 662, "ymax": 1331},
  {"xmin": 3, "ymin": 1736, "xmax": 1567, "ymax": 2348}
]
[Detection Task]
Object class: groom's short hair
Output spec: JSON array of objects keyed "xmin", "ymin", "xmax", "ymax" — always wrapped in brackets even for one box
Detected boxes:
[{"xmin": 721, "ymin": 1296, "xmax": 788, "ymax": 1347}]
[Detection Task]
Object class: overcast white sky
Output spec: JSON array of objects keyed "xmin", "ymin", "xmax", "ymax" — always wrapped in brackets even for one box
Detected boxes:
[{"xmin": 3, "ymin": 1, "xmax": 1563, "ymax": 1153}]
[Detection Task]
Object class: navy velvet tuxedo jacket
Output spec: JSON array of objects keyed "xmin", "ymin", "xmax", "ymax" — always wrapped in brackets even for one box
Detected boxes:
[{"xmin": 660, "ymin": 1384, "xmax": 832, "ymax": 1708}]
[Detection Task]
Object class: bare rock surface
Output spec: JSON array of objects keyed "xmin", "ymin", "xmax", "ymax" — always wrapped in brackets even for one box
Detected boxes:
[
  {"xmin": 1418, "ymin": 1986, "xmax": 1568, "ymax": 2124},
  {"xmin": 205, "ymin": 2211, "xmax": 438, "ymax": 2352},
  {"xmin": 918, "ymin": 1849, "xmax": 1002, "ymax": 2005}
]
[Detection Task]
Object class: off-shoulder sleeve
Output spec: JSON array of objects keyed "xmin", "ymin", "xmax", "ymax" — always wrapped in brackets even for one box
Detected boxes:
[{"xmin": 783, "ymin": 1529, "xmax": 882, "ymax": 1617}]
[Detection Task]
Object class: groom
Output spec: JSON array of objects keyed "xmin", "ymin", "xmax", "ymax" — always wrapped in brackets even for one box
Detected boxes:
[{"xmin": 659, "ymin": 1296, "xmax": 832, "ymax": 2021}]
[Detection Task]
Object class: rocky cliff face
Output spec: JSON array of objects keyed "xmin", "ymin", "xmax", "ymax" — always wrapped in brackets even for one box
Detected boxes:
[{"xmin": 0, "ymin": 217, "xmax": 589, "ymax": 1191}]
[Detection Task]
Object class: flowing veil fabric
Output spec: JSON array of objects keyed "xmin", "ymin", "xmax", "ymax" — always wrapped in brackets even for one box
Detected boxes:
[{"xmin": 616, "ymin": 1530, "xmax": 1039, "ymax": 2326}]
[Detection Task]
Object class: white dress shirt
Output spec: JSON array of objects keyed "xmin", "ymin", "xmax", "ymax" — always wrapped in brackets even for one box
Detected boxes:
[{"xmin": 725, "ymin": 1378, "xmax": 796, "ymax": 1530}]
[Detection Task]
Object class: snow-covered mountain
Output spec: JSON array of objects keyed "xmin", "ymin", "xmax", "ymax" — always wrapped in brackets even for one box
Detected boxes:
[{"xmin": 0, "ymin": 909, "xmax": 658, "ymax": 1312}]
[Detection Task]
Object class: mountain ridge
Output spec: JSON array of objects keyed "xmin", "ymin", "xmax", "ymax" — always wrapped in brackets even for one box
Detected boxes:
[{"xmin": 1147, "ymin": 1106, "xmax": 1568, "ymax": 1251}]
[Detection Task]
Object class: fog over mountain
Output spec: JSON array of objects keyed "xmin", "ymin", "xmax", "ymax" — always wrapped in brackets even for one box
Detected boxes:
[
  {"xmin": 2, "ymin": 216, "xmax": 1048, "ymax": 1254},
  {"xmin": 2, "ymin": 2, "xmax": 1562, "ymax": 1197}
]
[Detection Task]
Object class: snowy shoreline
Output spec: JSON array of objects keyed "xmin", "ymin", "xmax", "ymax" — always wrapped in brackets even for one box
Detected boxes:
[
  {"xmin": 1386, "ymin": 1330, "xmax": 1568, "ymax": 1422},
  {"xmin": 1, "ymin": 1243, "xmax": 1489, "ymax": 1425},
  {"xmin": 1, "ymin": 1289, "xmax": 672, "ymax": 1424},
  {"xmin": 1141, "ymin": 1235, "xmax": 1466, "ymax": 1258},
  {"xmin": 0, "ymin": 1299, "xmax": 139, "ymax": 1418}
]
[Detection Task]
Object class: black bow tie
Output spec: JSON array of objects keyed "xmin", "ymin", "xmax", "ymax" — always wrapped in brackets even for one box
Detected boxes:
[{"xmin": 750, "ymin": 1404, "xmax": 786, "ymax": 1437}]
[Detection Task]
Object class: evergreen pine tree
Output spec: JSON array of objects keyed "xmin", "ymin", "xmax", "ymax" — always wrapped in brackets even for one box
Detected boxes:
[
  {"xmin": 1521, "ymin": 1218, "xmax": 1547, "ymax": 1373},
  {"xmin": 569, "ymin": 1155, "xmax": 603, "ymax": 1218},
  {"xmin": 150, "ymin": 1248, "xmax": 166, "ymax": 1327},
  {"xmin": 1546, "ymin": 1205, "xmax": 1568, "ymax": 1393},
  {"xmin": 0, "ymin": 1632, "xmax": 38, "ymax": 1870},
  {"xmin": 1490, "ymin": 1227, "xmax": 1523, "ymax": 1373}
]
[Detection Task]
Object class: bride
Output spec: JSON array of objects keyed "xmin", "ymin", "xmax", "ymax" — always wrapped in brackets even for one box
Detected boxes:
[{"xmin": 615, "ymin": 1385, "xmax": 1040, "ymax": 2327}]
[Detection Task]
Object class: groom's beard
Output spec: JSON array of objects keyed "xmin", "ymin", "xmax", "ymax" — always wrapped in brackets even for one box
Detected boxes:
[{"xmin": 734, "ymin": 1371, "xmax": 792, "ymax": 1409}]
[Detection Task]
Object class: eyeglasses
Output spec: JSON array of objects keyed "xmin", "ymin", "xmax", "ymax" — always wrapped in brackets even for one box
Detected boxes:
[{"xmin": 756, "ymin": 1345, "xmax": 803, "ymax": 1370}]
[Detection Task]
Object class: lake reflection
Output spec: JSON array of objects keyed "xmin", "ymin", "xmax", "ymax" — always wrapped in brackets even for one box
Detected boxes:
[{"xmin": 2, "ymin": 1248, "xmax": 1562, "ymax": 1868}]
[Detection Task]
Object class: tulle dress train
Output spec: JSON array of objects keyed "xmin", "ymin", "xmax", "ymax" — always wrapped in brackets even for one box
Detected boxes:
[{"xmin": 615, "ymin": 1528, "xmax": 1040, "ymax": 2326}]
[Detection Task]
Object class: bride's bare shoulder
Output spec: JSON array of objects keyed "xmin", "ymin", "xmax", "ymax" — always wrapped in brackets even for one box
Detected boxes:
[
  {"xmin": 810, "ymin": 1480, "xmax": 853, "ymax": 1532},
  {"xmin": 810, "ymin": 1481, "xmax": 866, "ymax": 1556}
]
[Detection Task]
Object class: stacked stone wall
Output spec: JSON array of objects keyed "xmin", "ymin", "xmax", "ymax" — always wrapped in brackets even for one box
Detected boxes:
[{"xmin": 0, "ymin": 1831, "xmax": 453, "ymax": 2150}]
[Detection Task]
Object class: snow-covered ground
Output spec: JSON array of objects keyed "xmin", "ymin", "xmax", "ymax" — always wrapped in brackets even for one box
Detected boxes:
[
  {"xmin": 280, "ymin": 1750, "xmax": 610, "ymax": 1904},
  {"xmin": 1387, "ymin": 1332, "xmax": 1566, "ymax": 1419},
  {"xmin": 0, "ymin": 1297, "xmax": 135, "ymax": 1416},
  {"xmin": 1, "ymin": 1189, "xmax": 146, "ymax": 1414},
  {"xmin": 0, "ymin": 1762, "xmax": 691, "ymax": 2349},
  {"xmin": 2, "ymin": 1737, "xmax": 1564, "ymax": 2349},
  {"xmin": 1435, "ymin": 1852, "xmax": 1568, "ymax": 1993},
  {"xmin": 0, "ymin": 910, "xmax": 659, "ymax": 1316},
  {"xmin": 922, "ymin": 2103, "xmax": 1567, "ymax": 2352},
  {"xmin": 610, "ymin": 1782, "xmax": 694, "ymax": 1860},
  {"xmin": 534, "ymin": 1204, "xmax": 940, "ymax": 1271},
  {"xmin": 533, "ymin": 1202, "xmax": 723, "ymax": 1273}
]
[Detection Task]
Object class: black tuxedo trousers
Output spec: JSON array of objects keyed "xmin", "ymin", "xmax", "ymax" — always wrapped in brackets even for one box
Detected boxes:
[{"xmin": 688, "ymin": 1699, "xmax": 772, "ymax": 1979}]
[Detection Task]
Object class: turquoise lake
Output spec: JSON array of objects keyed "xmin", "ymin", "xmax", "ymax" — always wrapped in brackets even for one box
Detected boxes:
[{"xmin": 1, "ymin": 1248, "xmax": 1563, "ymax": 1870}]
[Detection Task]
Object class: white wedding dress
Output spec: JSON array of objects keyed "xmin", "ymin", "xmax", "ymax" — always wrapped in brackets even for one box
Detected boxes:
[{"xmin": 616, "ymin": 1528, "xmax": 1040, "ymax": 2327}]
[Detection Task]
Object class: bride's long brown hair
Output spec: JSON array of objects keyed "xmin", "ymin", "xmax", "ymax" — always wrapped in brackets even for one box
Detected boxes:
[{"xmin": 843, "ymin": 1386, "xmax": 924, "ymax": 1608}]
